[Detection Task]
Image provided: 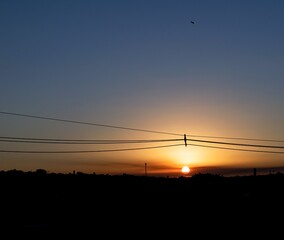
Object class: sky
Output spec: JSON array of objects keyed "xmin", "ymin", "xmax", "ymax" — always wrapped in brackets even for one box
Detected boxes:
[{"xmin": 0, "ymin": 0, "xmax": 284, "ymax": 177}]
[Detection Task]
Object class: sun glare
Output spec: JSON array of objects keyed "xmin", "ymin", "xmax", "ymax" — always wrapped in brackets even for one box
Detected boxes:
[{"xmin": 181, "ymin": 166, "xmax": 190, "ymax": 174}]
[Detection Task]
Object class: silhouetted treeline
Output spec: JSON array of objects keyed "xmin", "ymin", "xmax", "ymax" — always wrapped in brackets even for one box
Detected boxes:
[
  {"xmin": 1, "ymin": 169, "xmax": 284, "ymax": 238},
  {"xmin": 2, "ymin": 169, "xmax": 284, "ymax": 199}
]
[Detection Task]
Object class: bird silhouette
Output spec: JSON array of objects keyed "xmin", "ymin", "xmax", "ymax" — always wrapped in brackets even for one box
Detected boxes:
[{"xmin": 190, "ymin": 21, "xmax": 195, "ymax": 24}]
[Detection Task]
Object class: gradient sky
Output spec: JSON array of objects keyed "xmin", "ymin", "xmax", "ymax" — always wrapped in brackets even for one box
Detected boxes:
[{"xmin": 1, "ymin": 0, "xmax": 284, "ymax": 177}]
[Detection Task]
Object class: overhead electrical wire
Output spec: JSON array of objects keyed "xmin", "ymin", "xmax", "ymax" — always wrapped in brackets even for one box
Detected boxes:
[
  {"xmin": 1, "ymin": 136, "xmax": 283, "ymax": 149},
  {"xmin": 0, "ymin": 111, "xmax": 182, "ymax": 136},
  {"xmin": 187, "ymin": 134, "xmax": 284, "ymax": 143},
  {"xmin": 0, "ymin": 143, "xmax": 184, "ymax": 153},
  {"xmin": 1, "ymin": 111, "xmax": 284, "ymax": 142},
  {"xmin": 187, "ymin": 143, "xmax": 284, "ymax": 154},
  {"xmin": 0, "ymin": 136, "xmax": 182, "ymax": 144},
  {"xmin": 1, "ymin": 136, "xmax": 284, "ymax": 154},
  {"xmin": 1, "ymin": 111, "xmax": 284, "ymax": 154},
  {"xmin": 187, "ymin": 138, "xmax": 284, "ymax": 149}
]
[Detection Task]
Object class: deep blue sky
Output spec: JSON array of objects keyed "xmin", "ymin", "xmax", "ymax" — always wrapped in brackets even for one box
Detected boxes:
[{"xmin": 1, "ymin": 0, "xmax": 284, "ymax": 176}]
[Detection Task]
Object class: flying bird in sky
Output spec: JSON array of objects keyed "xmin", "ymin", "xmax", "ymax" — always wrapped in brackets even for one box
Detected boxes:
[{"xmin": 190, "ymin": 21, "xmax": 195, "ymax": 24}]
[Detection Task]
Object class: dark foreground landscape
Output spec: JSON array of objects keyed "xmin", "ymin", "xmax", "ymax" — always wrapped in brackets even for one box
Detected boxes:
[{"xmin": 1, "ymin": 169, "xmax": 284, "ymax": 238}]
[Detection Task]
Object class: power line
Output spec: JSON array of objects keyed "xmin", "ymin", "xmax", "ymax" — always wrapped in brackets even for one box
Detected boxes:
[
  {"xmin": 0, "ymin": 143, "xmax": 184, "ymax": 153},
  {"xmin": 187, "ymin": 143, "xmax": 284, "ymax": 154},
  {"xmin": 187, "ymin": 134, "xmax": 284, "ymax": 143},
  {"xmin": 0, "ymin": 111, "xmax": 182, "ymax": 136},
  {"xmin": 1, "ymin": 110, "xmax": 283, "ymax": 145},
  {"xmin": 188, "ymin": 138, "xmax": 284, "ymax": 149},
  {"xmin": 0, "ymin": 137, "xmax": 182, "ymax": 144},
  {"xmin": 1, "ymin": 135, "xmax": 284, "ymax": 149}
]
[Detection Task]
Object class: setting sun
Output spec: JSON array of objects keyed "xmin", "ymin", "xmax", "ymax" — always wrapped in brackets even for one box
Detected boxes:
[{"xmin": 181, "ymin": 166, "xmax": 190, "ymax": 174}]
